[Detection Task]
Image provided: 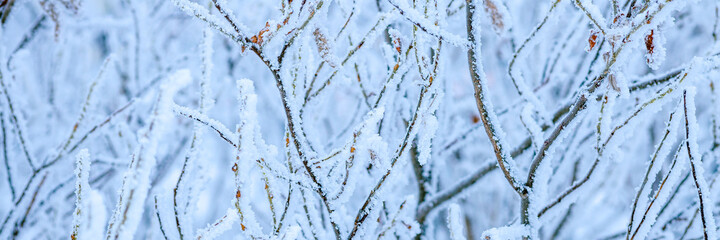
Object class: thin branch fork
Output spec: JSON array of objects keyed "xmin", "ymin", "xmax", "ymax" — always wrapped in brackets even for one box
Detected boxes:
[
  {"xmin": 626, "ymin": 110, "xmax": 676, "ymax": 239},
  {"xmin": 0, "ymin": 70, "xmax": 36, "ymax": 170},
  {"xmin": 521, "ymin": 0, "xmax": 689, "ymax": 224},
  {"xmin": 416, "ymin": 162, "xmax": 495, "ymax": 222},
  {"xmin": 0, "ymin": 92, "xmax": 135, "ymax": 236},
  {"xmin": 203, "ymin": 2, "xmax": 343, "ymax": 237},
  {"xmin": 572, "ymin": 0, "xmax": 607, "ymax": 36},
  {"xmin": 10, "ymin": 172, "xmax": 47, "ymax": 238},
  {"xmin": 629, "ymin": 140, "xmax": 684, "ymax": 240},
  {"xmin": 347, "ymin": 86, "xmax": 431, "ymax": 240},
  {"xmin": 522, "ymin": 94, "xmax": 587, "ymax": 223},
  {"xmin": 347, "ymin": 43, "xmax": 442, "ymax": 240},
  {"xmin": 537, "ymin": 72, "xmax": 688, "ymax": 219},
  {"xmin": 173, "ymin": 104, "xmax": 312, "ymax": 189},
  {"xmin": 303, "ymin": 10, "xmax": 395, "ymax": 105},
  {"xmin": 415, "ymin": 116, "xmax": 562, "ymax": 223},
  {"xmin": 172, "ymin": 104, "xmax": 238, "ymax": 148},
  {"xmin": 386, "ymin": 0, "xmax": 470, "ymax": 49},
  {"xmin": 465, "ymin": 0, "xmax": 524, "ymax": 196},
  {"xmin": 174, "ymin": 3, "xmax": 334, "ymax": 208},
  {"xmin": 683, "ymin": 90, "xmax": 715, "ymax": 240},
  {"xmin": 440, "ymin": 69, "xmax": 682, "ymax": 160},
  {"xmin": 507, "ymin": 0, "xmax": 563, "ymax": 103}
]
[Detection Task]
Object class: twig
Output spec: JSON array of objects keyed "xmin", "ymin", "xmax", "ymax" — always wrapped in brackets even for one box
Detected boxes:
[
  {"xmin": 7, "ymin": 15, "xmax": 46, "ymax": 68},
  {"xmin": 386, "ymin": 0, "xmax": 470, "ymax": 48},
  {"xmin": 550, "ymin": 159, "xmax": 580, "ymax": 240},
  {"xmin": 627, "ymin": 110, "xmax": 677, "ymax": 239},
  {"xmin": 1, "ymin": 112, "xmax": 15, "ymax": 201},
  {"xmin": 683, "ymin": 90, "xmax": 715, "ymax": 240},
  {"xmin": 0, "ymin": 70, "xmax": 36, "ymax": 170},
  {"xmin": 348, "ymin": 40, "xmax": 442, "ymax": 240},
  {"xmin": 0, "ymin": 0, "xmax": 15, "ymax": 24},
  {"xmin": 173, "ymin": 28, "xmax": 214, "ymax": 240},
  {"xmin": 0, "ymin": 79, "xmax": 135, "ymax": 237},
  {"xmin": 465, "ymin": 0, "xmax": 523, "ymax": 196},
  {"xmin": 572, "ymin": 0, "xmax": 607, "ymax": 35},
  {"xmin": 416, "ymin": 162, "xmax": 495, "ymax": 223},
  {"xmin": 10, "ymin": 172, "xmax": 47, "ymax": 239},
  {"xmin": 410, "ymin": 143, "xmax": 427, "ymax": 204},
  {"xmin": 507, "ymin": 0, "xmax": 564, "ymax": 105},
  {"xmin": 275, "ymin": 182, "xmax": 293, "ymax": 234},
  {"xmin": 304, "ymin": 11, "xmax": 395, "ymax": 105},
  {"xmin": 155, "ymin": 196, "xmax": 170, "ymax": 240},
  {"xmin": 523, "ymin": 94, "xmax": 587, "ymax": 223},
  {"xmin": 300, "ymin": 188, "xmax": 320, "ymax": 240},
  {"xmin": 172, "ymin": 104, "xmax": 237, "ymax": 148},
  {"xmin": 630, "ymin": 140, "xmax": 685, "ymax": 240},
  {"xmin": 51, "ymin": 57, "xmax": 111, "ymax": 166},
  {"xmin": 538, "ymin": 72, "xmax": 688, "ymax": 218}
]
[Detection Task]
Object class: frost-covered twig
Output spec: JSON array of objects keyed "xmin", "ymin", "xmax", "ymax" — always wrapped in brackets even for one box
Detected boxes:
[
  {"xmin": 173, "ymin": 28, "xmax": 215, "ymax": 240},
  {"xmin": 538, "ymin": 70, "xmax": 691, "ymax": 219},
  {"xmin": 683, "ymin": 88, "xmax": 718, "ymax": 240},
  {"xmin": 6, "ymin": 15, "xmax": 45, "ymax": 68},
  {"xmin": 348, "ymin": 39, "xmax": 442, "ymax": 240},
  {"xmin": 173, "ymin": 0, "xmax": 248, "ymax": 46},
  {"xmin": 626, "ymin": 110, "xmax": 678, "ymax": 239},
  {"xmin": 572, "ymin": 0, "xmax": 607, "ymax": 35},
  {"xmin": 71, "ymin": 149, "xmax": 91, "ymax": 240},
  {"xmin": 278, "ymin": 1, "xmax": 326, "ymax": 65},
  {"xmin": 0, "ymin": 70, "xmax": 35, "ymax": 170},
  {"xmin": 55, "ymin": 56, "xmax": 112, "ymax": 166},
  {"xmin": 524, "ymin": 94, "xmax": 587, "ymax": 222},
  {"xmin": 447, "ymin": 204, "xmax": 466, "ymax": 240},
  {"xmin": 106, "ymin": 70, "xmax": 190, "ymax": 240},
  {"xmin": 386, "ymin": 0, "xmax": 470, "ymax": 48},
  {"xmin": 629, "ymin": 140, "xmax": 686, "ymax": 240},
  {"xmin": 465, "ymin": 0, "xmax": 524, "ymax": 196},
  {"xmin": 0, "ymin": 99, "xmax": 132, "ymax": 235},
  {"xmin": 154, "ymin": 196, "xmax": 170, "ymax": 240},
  {"xmin": 416, "ymin": 162, "xmax": 495, "ymax": 223},
  {"xmin": 195, "ymin": 209, "xmax": 238, "ymax": 240},
  {"xmin": 172, "ymin": 104, "xmax": 237, "ymax": 148},
  {"xmin": 10, "ymin": 172, "xmax": 47, "ymax": 238},
  {"xmin": 0, "ymin": 112, "xmax": 14, "ymax": 201},
  {"xmin": 304, "ymin": 10, "xmax": 395, "ymax": 104},
  {"xmin": 441, "ymin": 71, "xmax": 680, "ymax": 158},
  {"xmin": 507, "ymin": 0, "xmax": 564, "ymax": 116}
]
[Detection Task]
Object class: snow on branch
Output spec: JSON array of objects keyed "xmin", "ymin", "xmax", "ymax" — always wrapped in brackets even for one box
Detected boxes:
[
  {"xmin": 4, "ymin": 0, "xmax": 720, "ymax": 239},
  {"xmin": 106, "ymin": 70, "xmax": 191, "ymax": 240}
]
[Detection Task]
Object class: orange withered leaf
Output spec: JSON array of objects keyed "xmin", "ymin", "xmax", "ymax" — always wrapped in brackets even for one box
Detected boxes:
[
  {"xmin": 393, "ymin": 37, "xmax": 402, "ymax": 53},
  {"xmin": 587, "ymin": 30, "xmax": 598, "ymax": 52},
  {"xmin": 645, "ymin": 29, "xmax": 654, "ymax": 55}
]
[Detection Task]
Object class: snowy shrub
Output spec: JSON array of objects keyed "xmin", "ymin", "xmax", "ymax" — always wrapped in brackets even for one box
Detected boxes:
[{"xmin": 1, "ymin": 0, "xmax": 720, "ymax": 239}]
